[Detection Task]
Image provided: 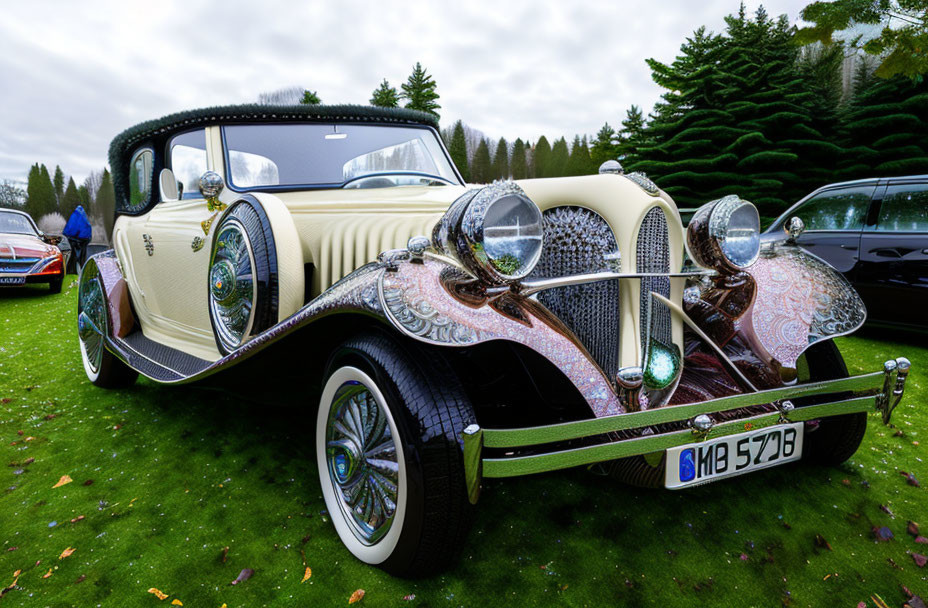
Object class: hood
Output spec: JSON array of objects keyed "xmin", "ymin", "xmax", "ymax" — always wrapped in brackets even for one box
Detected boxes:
[{"xmin": 0, "ymin": 233, "xmax": 58, "ymax": 259}]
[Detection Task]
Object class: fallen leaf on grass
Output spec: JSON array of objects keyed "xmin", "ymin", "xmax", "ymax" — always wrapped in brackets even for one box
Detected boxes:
[
  {"xmin": 880, "ymin": 504, "xmax": 895, "ymax": 517},
  {"xmin": 402, "ymin": 594, "xmax": 416, "ymax": 601},
  {"xmin": 231, "ymin": 569, "xmax": 253, "ymax": 585},
  {"xmin": 0, "ymin": 574, "xmax": 18, "ymax": 598},
  {"xmin": 43, "ymin": 414, "xmax": 56, "ymax": 420},
  {"xmin": 70, "ymin": 516, "xmax": 85, "ymax": 524},
  {"xmin": 301, "ymin": 567, "xmax": 311, "ymax": 583},
  {"xmin": 909, "ymin": 521, "xmax": 921, "ymax": 537},
  {"xmin": 906, "ymin": 597, "xmax": 928, "ymax": 608},
  {"xmin": 873, "ymin": 526, "xmax": 894, "ymax": 541},
  {"xmin": 1, "ymin": 398, "xmax": 11, "ymax": 404},
  {"xmin": 6, "ymin": 547, "xmax": 16, "ymax": 552},
  {"xmin": 23, "ymin": 437, "xmax": 34, "ymax": 442},
  {"xmin": 814, "ymin": 534, "xmax": 832, "ymax": 550},
  {"xmin": 83, "ymin": 479, "xmax": 93, "ymax": 486},
  {"xmin": 148, "ymin": 588, "xmax": 169, "ymax": 600},
  {"xmin": 171, "ymin": 600, "xmax": 182, "ymax": 606},
  {"xmin": 52, "ymin": 475, "xmax": 72, "ymax": 489},
  {"xmin": 911, "ymin": 552, "xmax": 927, "ymax": 567},
  {"xmin": 917, "ymin": 536, "xmax": 928, "ymax": 544},
  {"xmin": 871, "ymin": 594, "xmax": 891, "ymax": 608},
  {"xmin": 901, "ymin": 471, "xmax": 921, "ymax": 487},
  {"xmin": 59, "ymin": 547, "xmax": 75, "ymax": 559},
  {"xmin": 75, "ymin": 575, "xmax": 86, "ymax": 584},
  {"xmin": 220, "ymin": 546, "xmax": 229, "ymax": 563},
  {"xmin": 43, "ymin": 569, "xmax": 53, "ymax": 579},
  {"xmin": 349, "ymin": 589, "xmax": 365, "ymax": 604}
]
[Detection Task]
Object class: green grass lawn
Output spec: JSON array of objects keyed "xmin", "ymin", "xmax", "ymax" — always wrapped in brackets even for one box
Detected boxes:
[{"xmin": 0, "ymin": 281, "xmax": 926, "ymax": 607}]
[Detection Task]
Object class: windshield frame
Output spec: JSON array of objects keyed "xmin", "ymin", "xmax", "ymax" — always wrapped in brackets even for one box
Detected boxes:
[
  {"xmin": 220, "ymin": 122, "xmax": 464, "ymax": 193},
  {"xmin": 0, "ymin": 209, "xmax": 40, "ymax": 236}
]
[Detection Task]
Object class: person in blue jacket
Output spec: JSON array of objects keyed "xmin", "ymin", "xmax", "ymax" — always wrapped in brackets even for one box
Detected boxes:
[{"xmin": 63, "ymin": 205, "xmax": 92, "ymax": 273}]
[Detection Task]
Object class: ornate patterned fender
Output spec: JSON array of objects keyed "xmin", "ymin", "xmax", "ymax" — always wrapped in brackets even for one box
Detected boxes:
[
  {"xmin": 749, "ymin": 243, "xmax": 867, "ymax": 372},
  {"xmin": 379, "ymin": 257, "xmax": 624, "ymax": 417},
  {"xmin": 90, "ymin": 251, "xmax": 136, "ymax": 339}
]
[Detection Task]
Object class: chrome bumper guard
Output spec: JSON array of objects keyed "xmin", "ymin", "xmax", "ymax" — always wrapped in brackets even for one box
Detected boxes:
[{"xmin": 462, "ymin": 357, "xmax": 911, "ymax": 503}]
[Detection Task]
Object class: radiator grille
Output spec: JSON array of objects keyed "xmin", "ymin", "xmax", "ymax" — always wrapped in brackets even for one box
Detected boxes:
[
  {"xmin": 531, "ymin": 206, "xmax": 620, "ymax": 380},
  {"xmin": 637, "ymin": 207, "xmax": 672, "ymax": 350}
]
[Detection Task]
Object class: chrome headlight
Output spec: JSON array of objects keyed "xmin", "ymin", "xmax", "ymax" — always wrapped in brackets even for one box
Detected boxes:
[
  {"xmin": 686, "ymin": 195, "xmax": 760, "ymax": 272},
  {"xmin": 434, "ymin": 182, "xmax": 543, "ymax": 283}
]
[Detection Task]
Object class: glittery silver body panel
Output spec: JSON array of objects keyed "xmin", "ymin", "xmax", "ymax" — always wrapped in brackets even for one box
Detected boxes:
[
  {"xmin": 380, "ymin": 257, "xmax": 624, "ymax": 417},
  {"xmin": 637, "ymin": 207, "xmax": 672, "ymax": 351},
  {"xmin": 529, "ymin": 206, "xmax": 621, "ymax": 381},
  {"xmin": 103, "ymin": 260, "xmax": 386, "ymax": 384},
  {"xmin": 625, "ymin": 172, "xmax": 660, "ymax": 196},
  {"xmin": 750, "ymin": 243, "xmax": 867, "ymax": 369}
]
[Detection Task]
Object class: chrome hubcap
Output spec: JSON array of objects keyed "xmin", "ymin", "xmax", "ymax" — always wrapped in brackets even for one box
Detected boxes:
[
  {"xmin": 77, "ymin": 266, "xmax": 106, "ymax": 374},
  {"xmin": 209, "ymin": 220, "xmax": 256, "ymax": 351},
  {"xmin": 325, "ymin": 380, "xmax": 400, "ymax": 545}
]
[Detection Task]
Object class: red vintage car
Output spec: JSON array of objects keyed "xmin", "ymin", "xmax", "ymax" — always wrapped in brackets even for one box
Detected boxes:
[{"xmin": 0, "ymin": 208, "xmax": 65, "ymax": 293}]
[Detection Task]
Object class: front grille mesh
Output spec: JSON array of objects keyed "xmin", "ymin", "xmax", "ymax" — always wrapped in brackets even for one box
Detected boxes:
[
  {"xmin": 637, "ymin": 207, "xmax": 672, "ymax": 350},
  {"xmin": 531, "ymin": 206, "xmax": 620, "ymax": 380}
]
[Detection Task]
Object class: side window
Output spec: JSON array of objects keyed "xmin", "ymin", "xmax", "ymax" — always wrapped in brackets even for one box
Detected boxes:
[
  {"xmin": 874, "ymin": 184, "xmax": 928, "ymax": 232},
  {"xmin": 128, "ymin": 147, "xmax": 154, "ymax": 208},
  {"xmin": 791, "ymin": 186, "xmax": 873, "ymax": 231},
  {"xmin": 169, "ymin": 129, "xmax": 208, "ymax": 199}
]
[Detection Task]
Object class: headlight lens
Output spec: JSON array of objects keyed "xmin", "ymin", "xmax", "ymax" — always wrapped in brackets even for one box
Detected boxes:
[
  {"xmin": 438, "ymin": 182, "xmax": 544, "ymax": 283},
  {"xmin": 686, "ymin": 195, "xmax": 760, "ymax": 271}
]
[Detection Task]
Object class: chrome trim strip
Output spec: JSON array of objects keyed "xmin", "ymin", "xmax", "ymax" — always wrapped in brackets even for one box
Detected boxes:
[
  {"xmin": 482, "ymin": 395, "xmax": 878, "ymax": 478},
  {"xmin": 517, "ymin": 269, "xmax": 715, "ymax": 297},
  {"xmin": 483, "ymin": 369, "xmax": 885, "ymax": 448}
]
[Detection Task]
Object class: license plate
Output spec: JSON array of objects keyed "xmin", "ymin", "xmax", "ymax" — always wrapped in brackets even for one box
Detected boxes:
[
  {"xmin": 665, "ymin": 422, "xmax": 803, "ymax": 489},
  {"xmin": 0, "ymin": 276, "xmax": 25, "ymax": 285}
]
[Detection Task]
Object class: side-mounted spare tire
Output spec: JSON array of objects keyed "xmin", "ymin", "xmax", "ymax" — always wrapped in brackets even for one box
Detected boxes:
[
  {"xmin": 207, "ymin": 198, "xmax": 280, "ymax": 355},
  {"xmin": 316, "ymin": 331, "xmax": 477, "ymax": 577},
  {"xmin": 77, "ymin": 257, "xmax": 137, "ymax": 388}
]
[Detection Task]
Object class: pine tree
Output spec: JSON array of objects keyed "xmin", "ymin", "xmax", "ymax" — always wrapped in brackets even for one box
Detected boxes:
[
  {"xmin": 37, "ymin": 165, "xmax": 57, "ymax": 217},
  {"xmin": 492, "ymin": 137, "xmax": 509, "ymax": 179},
  {"xmin": 300, "ymin": 90, "xmax": 321, "ymax": 104},
  {"xmin": 591, "ymin": 123, "xmax": 619, "ymax": 166},
  {"xmin": 510, "ymin": 139, "xmax": 528, "ymax": 179},
  {"xmin": 566, "ymin": 135, "xmax": 588, "ymax": 175},
  {"xmin": 370, "ymin": 79, "xmax": 400, "ymax": 107},
  {"xmin": 617, "ymin": 106, "xmax": 647, "ymax": 166},
  {"xmin": 61, "ymin": 177, "xmax": 81, "ymax": 220},
  {"xmin": 401, "ymin": 62, "xmax": 440, "ymax": 118},
  {"xmin": 97, "ymin": 169, "xmax": 116, "ymax": 243},
  {"xmin": 550, "ymin": 137, "xmax": 569, "ymax": 177},
  {"xmin": 53, "ymin": 165, "xmax": 65, "ymax": 205},
  {"xmin": 78, "ymin": 185, "xmax": 91, "ymax": 208},
  {"xmin": 448, "ymin": 121, "xmax": 470, "ymax": 181},
  {"xmin": 839, "ymin": 75, "xmax": 928, "ymax": 178},
  {"xmin": 533, "ymin": 136, "xmax": 552, "ymax": 177},
  {"xmin": 471, "ymin": 139, "xmax": 492, "ymax": 183},
  {"xmin": 24, "ymin": 164, "xmax": 42, "ymax": 218}
]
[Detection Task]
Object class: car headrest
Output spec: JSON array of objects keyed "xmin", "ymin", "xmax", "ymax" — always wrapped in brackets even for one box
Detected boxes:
[{"xmin": 159, "ymin": 168, "xmax": 178, "ymax": 201}]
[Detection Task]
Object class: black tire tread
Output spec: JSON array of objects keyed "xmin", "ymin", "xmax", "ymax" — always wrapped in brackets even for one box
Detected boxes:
[
  {"xmin": 800, "ymin": 340, "xmax": 867, "ymax": 465},
  {"xmin": 328, "ymin": 331, "xmax": 476, "ymax": 577}
]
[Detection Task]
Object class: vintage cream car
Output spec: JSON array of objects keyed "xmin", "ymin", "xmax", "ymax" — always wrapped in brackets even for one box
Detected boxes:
[{"xmin": 79, "ymin": 104, "xmax": 911, "ymax": 575}]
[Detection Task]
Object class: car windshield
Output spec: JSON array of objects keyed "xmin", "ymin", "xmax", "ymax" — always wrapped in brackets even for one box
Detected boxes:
[
  {"xmin": 223, "ymin": 124, "xmax": 459, "ymax": 189},
  {"xmin": 0, "ymin": 211, "xmax": 37, "ymax": 235}
]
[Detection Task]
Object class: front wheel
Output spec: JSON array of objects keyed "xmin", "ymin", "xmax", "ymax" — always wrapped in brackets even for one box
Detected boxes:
[{"xmin": 316, "ymin": 332, "xmax": 476, "ymax": 576}]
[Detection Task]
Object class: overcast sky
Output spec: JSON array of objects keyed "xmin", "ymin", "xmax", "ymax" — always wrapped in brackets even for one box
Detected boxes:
[{"xmin": 0, "ymin": 0, "xmax": 811, "ymax": 185}]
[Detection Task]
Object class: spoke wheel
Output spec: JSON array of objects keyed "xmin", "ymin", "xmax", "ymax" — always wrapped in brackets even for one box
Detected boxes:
[
  {"xmin": 209, "ymin": 219, "xmax": 257, "ymax": 352},
  {"xmin": 325, "ymin": 373, "xmax": 402, "ymax": 545},
  {"xmin": 78, "ymin": 263, "xmax": 107, "ymax": 375}
]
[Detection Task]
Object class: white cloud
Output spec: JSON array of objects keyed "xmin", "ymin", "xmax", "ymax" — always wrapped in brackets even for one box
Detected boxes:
[{"xmin": 0, "ymin": 0, "xmax": 809, "ymax": 183}]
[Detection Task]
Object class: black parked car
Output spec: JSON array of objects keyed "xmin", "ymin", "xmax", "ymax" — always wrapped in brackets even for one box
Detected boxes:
[{"xmin": 762, "ymin": 175, "xmax": 928, "ymax": 330}]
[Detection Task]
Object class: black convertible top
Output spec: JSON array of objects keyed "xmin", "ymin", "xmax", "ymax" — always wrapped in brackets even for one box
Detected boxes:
[{"xmin": 108, "ymin": 104, "xmax": 440, "ymax": 215}]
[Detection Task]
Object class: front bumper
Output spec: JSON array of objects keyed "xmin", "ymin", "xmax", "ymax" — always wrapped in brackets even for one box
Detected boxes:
[
  {"xmin": 0, "ymin": 255, "xmax": 64, "ymax": 285},
  {"xmin": 462, "ymin": 357, "xmax": 911, "ymax": 503}
]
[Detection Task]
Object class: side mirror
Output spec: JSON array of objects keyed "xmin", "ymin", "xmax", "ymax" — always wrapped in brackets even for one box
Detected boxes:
[
  {"xmin": 784, "ymin": 216, "xmax": 805, "ymax": 244},
  {"xmin": 199, "ymin": 171, "xmax": 224, "ymax": 199}
]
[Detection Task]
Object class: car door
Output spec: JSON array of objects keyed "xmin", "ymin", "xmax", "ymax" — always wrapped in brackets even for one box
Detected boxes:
[
  {"xmin": 772, "ymin": 185, "xmax": 875, "ymax": 274},
  {"xmin": 855, "ymin": 180, "xmax": 928, "ymax": 328},
  {"xmin": 130, "ymin": 128, "xmax": 221, "ymax": 359}
]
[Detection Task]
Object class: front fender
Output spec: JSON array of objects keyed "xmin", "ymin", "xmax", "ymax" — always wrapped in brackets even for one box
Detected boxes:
[
  {"xmin": 749, "ymin": 243, "xmax": 866, "ymax": 371},
  {"xmin": 379, "ymin": 257, "xmax": 624, "ymax": 417}
]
